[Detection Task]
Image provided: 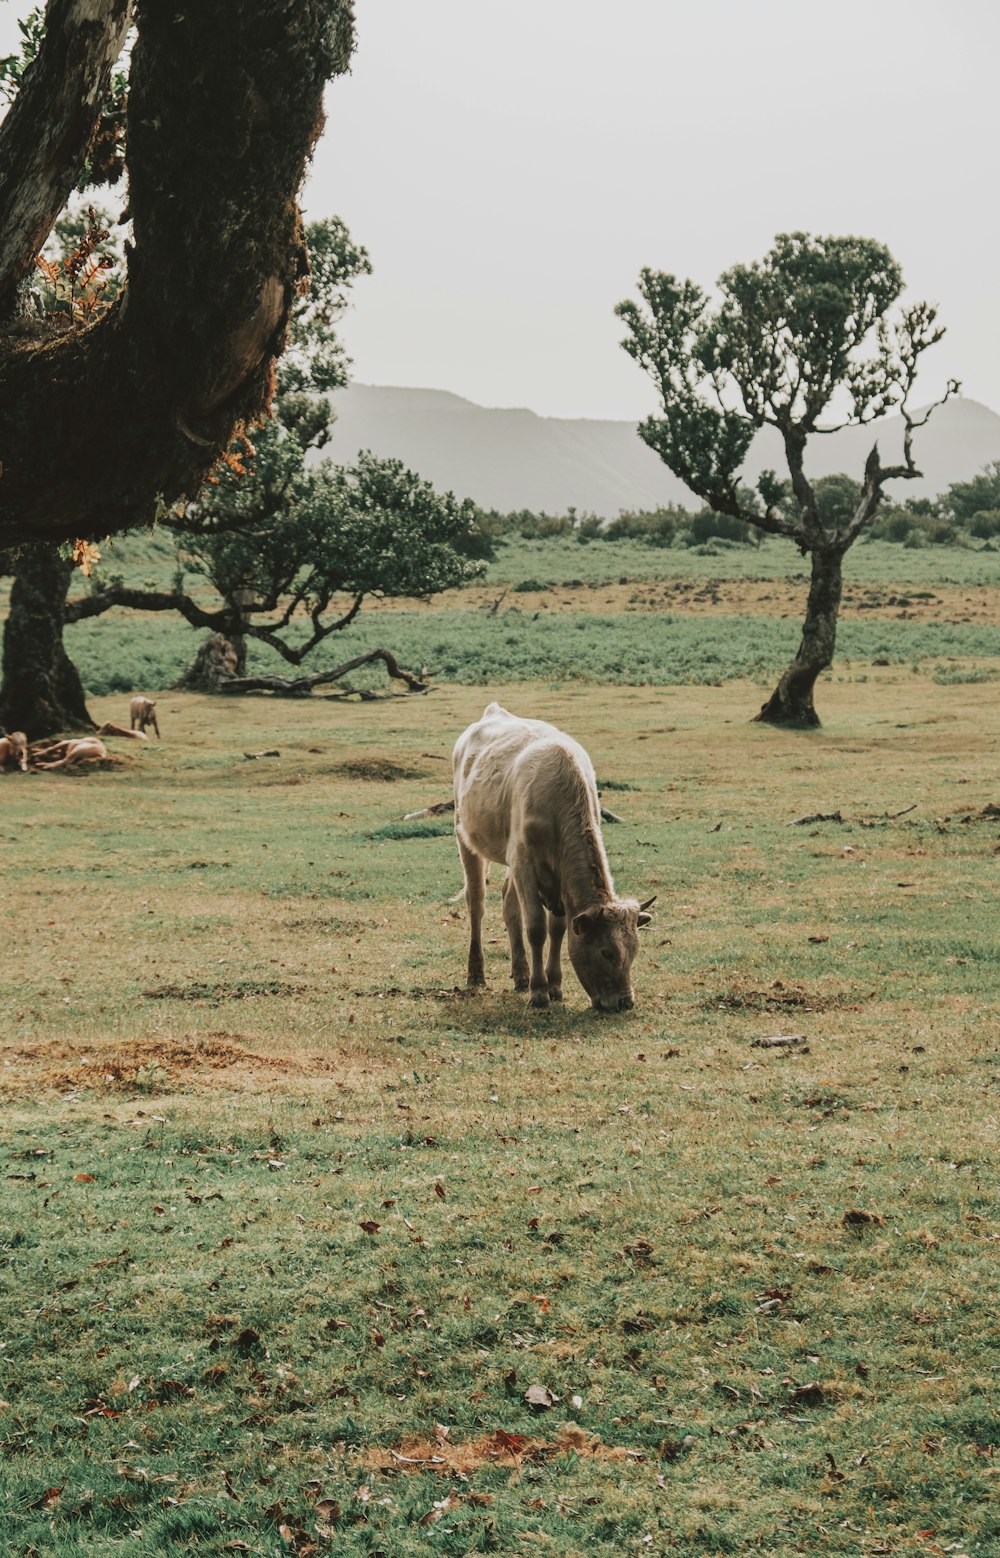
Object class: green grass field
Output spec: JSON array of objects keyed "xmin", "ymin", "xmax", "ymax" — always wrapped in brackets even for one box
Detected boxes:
[
  {"xmin": 46, "ymin": 530, "xmax": 1000, "ymax": 701},
  {"xmin": 1, "ymin": 661, "xmax": 998, "ymax": 1556},
  {"xmin": 3, "ymin": 534, "xmax": 999, "ymax": 1555}
]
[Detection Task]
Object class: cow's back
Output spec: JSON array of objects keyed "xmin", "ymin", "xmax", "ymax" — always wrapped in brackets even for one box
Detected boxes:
[{"xmin": 453, "ymin": 702, "xmax": 597, "ymax": 866}]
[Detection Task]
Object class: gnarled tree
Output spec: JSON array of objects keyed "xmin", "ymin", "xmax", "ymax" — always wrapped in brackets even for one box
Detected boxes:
[
  {"xmin": 616, "ymin": 233, "xmax": 958, "ymax": 725},
  {"xmin": 69, "ymin": 450, "xmax": 484, "ymax": 694},
  {"xmin": 0, "ymin": 0, "xmax": 356, "ymax": 550}
]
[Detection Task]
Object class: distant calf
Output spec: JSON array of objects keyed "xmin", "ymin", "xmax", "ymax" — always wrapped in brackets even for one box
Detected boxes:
[
  {"xmin": 0, "ymin": 730, "xmax": 29, "ymax": 772},
  {"xmin": 453, "ymin": 702, "xmax": 654, "ymax": 1012},
  {"xmin": 33, "ymin": 737, "xmax": 108, "ymax": 769},
  {"xmin": 130, "ymin": 696, "xmax": 160, "ymax": 737}
]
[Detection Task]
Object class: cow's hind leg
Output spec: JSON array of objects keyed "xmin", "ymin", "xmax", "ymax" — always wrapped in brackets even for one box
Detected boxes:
[
  {"xmin": 458, "ymin": 837, "xmax": 488, "ymax": 987},
  {"xmin": 502, "ymin": 873, "xmax": 530, "ymax": 991},
  {"xmin": 545, "ymin": 910, "xmax": 566, "ymax": 1001}
]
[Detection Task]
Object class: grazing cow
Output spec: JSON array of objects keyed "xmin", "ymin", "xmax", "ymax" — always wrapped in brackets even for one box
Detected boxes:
[
  {"xmin": 130, "ymin": 696, "xmax": 160, "ymax": 738},
  {"xmin": 32, "ymin": 736, "xmax": 109, "ymax": 769},
  {"xmin": 0, "ymin": 730, "xmax": 29, "ymax": 772},
  {"xmin": 453, "ymin": 703, "xmax": 654, "ymax": 1011}
]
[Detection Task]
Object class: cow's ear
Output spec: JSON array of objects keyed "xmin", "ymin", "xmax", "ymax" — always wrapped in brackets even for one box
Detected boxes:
[
  {"xmin": 572, "ymin": 907, "xmax": 601, "ymax": 936},
  {"xmin": 637, "ymin": 911, "xmax": 653, "ymax": 929}
]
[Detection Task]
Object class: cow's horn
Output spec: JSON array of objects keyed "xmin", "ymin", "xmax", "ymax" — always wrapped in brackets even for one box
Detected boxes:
[{"xmin": 639, "ymin": 895, "xmax": 657, "ymax": 912}]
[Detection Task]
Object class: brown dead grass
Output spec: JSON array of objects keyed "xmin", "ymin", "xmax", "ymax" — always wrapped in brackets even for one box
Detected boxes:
[
  {"xmin": 0, "ymin": 1031, "xmax": 336, "ymax": 1098},
  {"xmin": 361, "ymin": 1423, "xmax": 646, "ymax": 1476},
  {"xmin": 367, "ymin": 577, "xmax": 1000, "ymax": 625}
]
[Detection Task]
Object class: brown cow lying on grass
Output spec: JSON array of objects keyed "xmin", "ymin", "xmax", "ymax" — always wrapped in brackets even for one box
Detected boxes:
[
  {"xmin": 453, "ymin": 702, "xmax": 654, "ymax": 1012},
  {"xmin": 97, "ymin": 721, "xmax": 148, "ymax": 741},
  {"xmin": 32, "ymin": 737, "xmax": 109, "ymax": 769},
  {"xmin": 0, "ymin": 730, "xmax": 30, "ymax": 772},
  {"xmin": 130, "ymin": 696, "xmax": 160, "ymax": 737}
]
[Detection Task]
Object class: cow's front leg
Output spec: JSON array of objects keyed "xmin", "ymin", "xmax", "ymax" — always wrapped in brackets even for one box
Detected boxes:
[
  {"xmin": 545, "ymin": 910, "xmax": 566, "ymax": 1001},
  {"xmin": 458, "ymin": 837, "xmax": 488, "ymax": 987},
  {"xmin": 511, "ymin": 866, "xmax": 550, "ymax": 1007},
  {"xmin": 502, "ymin": 873, "xmax": 530, "ymax": 990}
]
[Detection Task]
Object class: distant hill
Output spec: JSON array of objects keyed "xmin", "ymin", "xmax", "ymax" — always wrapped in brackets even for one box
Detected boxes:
[{"xmin": 327, "ymin": 385, "xmax": 1000, "ymax": 517}]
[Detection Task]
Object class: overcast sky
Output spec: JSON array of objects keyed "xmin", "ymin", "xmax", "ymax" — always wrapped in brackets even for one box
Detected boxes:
[{"xmin": 3, "ymin": 0, "xmax": 998, "ymax": 420}]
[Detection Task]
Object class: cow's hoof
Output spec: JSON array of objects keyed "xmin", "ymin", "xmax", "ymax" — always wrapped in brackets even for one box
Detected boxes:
[
  {"xmin": 529, "ymin": 990, "xmax": 550, "ymax": 1009},
  {"xmin": 513, "ymin": 977, "xmax": 530, "ymax": 992},
  {"xmin": 548, "ymin": 986, "xmax": 563, "ymax": 1002},
  {"xmin": 467, "ymin": 974, "xmax": 487, "ymax": 989}
]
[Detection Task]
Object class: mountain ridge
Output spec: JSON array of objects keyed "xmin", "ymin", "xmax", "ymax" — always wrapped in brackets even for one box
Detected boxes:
[{"xmin": 327, "ymin": 385, "xmax": 1000, "ymax": 517}]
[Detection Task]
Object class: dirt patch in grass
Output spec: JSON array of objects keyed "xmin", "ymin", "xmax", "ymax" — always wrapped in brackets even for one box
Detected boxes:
[
  {"xmin": 372, "ymin": 576, "xmax": 1000, "ymax": 627},
  {"xmin": 362, "ymin": 1423, "xmax": 647, "ymax": 1476},
  {"xmin": 141, "ymin": 978, "xmax": 305, "ymax": 1002},
  {"xmin": 330, "ymin": 758, "xmax": 429, "ymax": 782},
  {"xmin": 0, "ymin": 1032, "xmax": 333, "ymax": 1098},
  {"xmin": 706, "ymin": 978, "xmax": 866, "ymax": 1014}
]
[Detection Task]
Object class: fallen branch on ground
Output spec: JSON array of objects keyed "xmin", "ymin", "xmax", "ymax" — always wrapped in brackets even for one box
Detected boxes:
[
  {"xmin": 789, "ymin": 810, "xmax": 843, "ymax": 826},
  {"xmin": 402, "ymin": 797, "xmax": 624, "ymax": 824},
  {"xmin": 752, "ymin": 1034, "xmax": 807, "ymax": 1048},
  {"xmin": 220, "ymin": 649, "xmax": 428, "ymax": 696},
  {"xmin": 404, "ymin": 800, "xmax": 456, "ymax": 821}
]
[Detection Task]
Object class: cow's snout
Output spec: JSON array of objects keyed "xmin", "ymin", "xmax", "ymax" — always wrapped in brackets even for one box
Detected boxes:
[{"xmin": 595, "ymin": 992, "xmax": 635, "ymax": 1013}]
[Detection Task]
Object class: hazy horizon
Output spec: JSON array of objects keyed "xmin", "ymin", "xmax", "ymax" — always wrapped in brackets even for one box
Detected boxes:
[{"xmin": 3, "ymin": 0, "xmax": 998, "ymax": 421}]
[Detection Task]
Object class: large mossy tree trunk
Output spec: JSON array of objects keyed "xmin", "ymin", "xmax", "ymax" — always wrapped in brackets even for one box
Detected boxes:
[
  {"xmin": 755, "ymin": 545, "xmax": 844, "ymax": 727},
  {"xmin": 176, "ymin": 631, "xmax": 247, "ymax": 691},
  {"xmin": 0, "ymin": 1, "xmax": 355, "ymax": 550},
  {"xmin": 0, "ymin": 544, "xmax": 95, "ymax": 738}
]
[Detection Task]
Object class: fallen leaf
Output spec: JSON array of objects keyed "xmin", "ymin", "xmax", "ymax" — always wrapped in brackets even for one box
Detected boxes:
[
  {"xmin": 524, "ymin": 1384, "xmax": 557, "ymax": 1410},
  {"xmin": 358, "ymin": 1221, "xmax": 381, "ymax": 1236},
  {"xmin": 28, "ymin": 1487, "xmax": 63, "ymax": 1510},
  {"xmin": 418, "ymin": 1489, "xmax": 459, "ymax": 1526}
]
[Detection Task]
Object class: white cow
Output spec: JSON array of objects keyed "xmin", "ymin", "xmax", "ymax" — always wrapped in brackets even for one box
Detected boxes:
[{"xmin": 453, "ymin": 703, "xmax": 654, "ymax": 1011}]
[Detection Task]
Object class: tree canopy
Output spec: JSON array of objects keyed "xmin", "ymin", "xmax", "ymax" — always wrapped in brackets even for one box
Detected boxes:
[{"xmin": 942, "ymin": 460, "xmax": 1000, "ymax": 537}]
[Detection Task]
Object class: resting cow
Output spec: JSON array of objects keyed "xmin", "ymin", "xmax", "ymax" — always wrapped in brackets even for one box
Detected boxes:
[
  {"xmin": 0, "ymin": 730, "xmax": 29, "ymax": 772},
  {"xmin": 97, "ymin": 721, "xmax": 148, "ymax": 741},
  {"xmin": 32, "ymin": 737, "xmax": 108, "ymax": 769},
  {"xmin": 453, "ymin": 702, "xmax": 654, "ymax": 1011},
  {"xmin": 130, "ymin": 696, "xmax": 160, "ymax": 738}
]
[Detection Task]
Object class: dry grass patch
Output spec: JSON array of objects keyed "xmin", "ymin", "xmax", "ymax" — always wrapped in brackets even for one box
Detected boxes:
[
  {"xmin": 369, "ymin": 575, "xmax": 1000, "ymax": 626},
  {"xmin": 0, "ymin": 1031, "xmax": 333, "ymax": 1099},
  {"xmin": 362, "ymin": 1423, "xmax": 646, "ymax": 1477}
]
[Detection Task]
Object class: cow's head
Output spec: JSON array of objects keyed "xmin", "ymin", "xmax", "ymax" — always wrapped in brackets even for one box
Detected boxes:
[
  {"xmin": 7, "ymin": 731, "xmax": 29, "ymax": 770},
  {"xmin": 568, "ymin": 896, "xmax": 655, "ymax": 1012}
]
